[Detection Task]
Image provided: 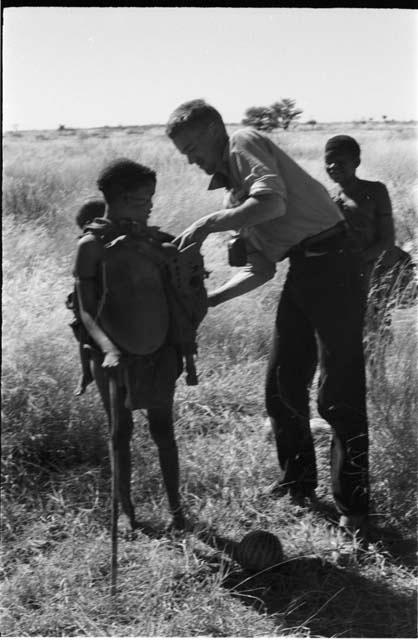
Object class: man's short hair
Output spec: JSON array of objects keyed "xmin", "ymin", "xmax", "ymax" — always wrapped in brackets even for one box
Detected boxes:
[
  {"xmin": 76, "ymin": 199, "xmax": 106, "ymax": 229},
  {"xmin": 97, "ymin": 158, "xmax": 156, "ymax": 203},
  {"xmin": 166, "ymin": 99, "xmax": 225, "ymax": 138},
  {"xmin": 325, "ymin": 135, "xmax": 361, "ymax": 160}
]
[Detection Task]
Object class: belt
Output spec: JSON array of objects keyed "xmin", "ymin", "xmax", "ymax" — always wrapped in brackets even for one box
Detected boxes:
[{"xmin": 288, "ymin": 221, "xmax": 348, "ymax": 258}]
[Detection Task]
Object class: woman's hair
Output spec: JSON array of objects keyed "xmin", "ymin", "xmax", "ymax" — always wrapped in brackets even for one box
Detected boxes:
[{"xmin": 97, "ymin": 158, "xmax": 156, "ymax": 203}]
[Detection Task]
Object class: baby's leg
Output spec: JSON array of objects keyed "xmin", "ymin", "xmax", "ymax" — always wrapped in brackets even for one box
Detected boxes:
[{"xmin": 74, "ymin": 345, "xmax": 94, "ymax": 396}]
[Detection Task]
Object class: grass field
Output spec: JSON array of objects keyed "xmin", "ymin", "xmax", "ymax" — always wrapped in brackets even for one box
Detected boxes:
[{"xmin": 2, "ymin": 122, "xmax": 417, "ymax": 637}]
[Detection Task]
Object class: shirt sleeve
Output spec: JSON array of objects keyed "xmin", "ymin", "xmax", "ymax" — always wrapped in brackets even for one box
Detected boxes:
[{"xmin": 229, "ymin": 130, "xmax": 287, "ymax": 202}]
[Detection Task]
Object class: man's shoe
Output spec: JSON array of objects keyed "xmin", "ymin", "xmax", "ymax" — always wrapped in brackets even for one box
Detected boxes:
[
  {"xmin": 339, "ymin": 514, "xmax": 368, "ymax": 537},
  {"xmin": 168, "ymin": 508, "xmax": 187, "ymax": 531}
]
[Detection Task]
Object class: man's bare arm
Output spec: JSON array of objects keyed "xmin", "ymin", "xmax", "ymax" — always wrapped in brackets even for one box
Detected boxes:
[
  {"xmin": 208, "ymin": 269, "xmax": 274, "ymax": 306},
  {"xmin": 208, "ymin": 249, "xmax": 276, "ymax": 306},
  {"xmin": 176, "ymin": 194, "xmax": 285, "ymax": 249}
]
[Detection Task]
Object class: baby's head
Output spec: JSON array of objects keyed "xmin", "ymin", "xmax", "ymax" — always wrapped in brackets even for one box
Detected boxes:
[
  {"xmin": 97, "ymin": 158, "xmax": 156, "ymax": 224},
  {"xmin": 325, "ymin": 135, "xmax": 361, "ymax": 185},
  {"xmin": 76, "ymin": 199, "xmax": 106, "ymax": 229}
]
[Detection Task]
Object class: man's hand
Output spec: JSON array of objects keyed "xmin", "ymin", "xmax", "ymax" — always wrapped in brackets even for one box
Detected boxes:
[
  {"xmin": 102, "ymin": 351, "xmax": 121, "ymax": 368},
  {"xmin": 174, "ymin": 217, "xmax": 211, "ymax": 250}
]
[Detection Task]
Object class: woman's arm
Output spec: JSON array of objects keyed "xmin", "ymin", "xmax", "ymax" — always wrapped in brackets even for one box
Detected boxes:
[{"xmin": 74, "ymin": 235, "xmax": 121, "ymax": 367}]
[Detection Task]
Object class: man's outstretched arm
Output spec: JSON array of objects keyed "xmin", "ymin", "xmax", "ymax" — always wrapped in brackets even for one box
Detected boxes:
[
  {"xmin": 208, "ymin": 252, "xmax": 276, "ymax": 306},
  {"xmin": 175, "ymin": 194, "xmax": 285, "ymax": 249},
  {"xmin": 208, "ymin": 270, "xmax": 273, "ymax": 306}
]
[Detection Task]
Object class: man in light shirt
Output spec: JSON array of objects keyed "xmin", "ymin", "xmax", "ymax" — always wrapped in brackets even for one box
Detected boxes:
[{"xmin": 166, "ymin": 99, "xmax": 368, "ymax": 535}]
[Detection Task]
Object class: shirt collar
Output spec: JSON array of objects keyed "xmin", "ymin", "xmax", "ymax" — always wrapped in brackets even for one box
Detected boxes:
[
  {"xmin": 208, "ymin": 138, "xmax": 231, "ymax": 191},
  {"xmin": 208, "ymin": 172, "xmax": 230, "ymax": 191}
]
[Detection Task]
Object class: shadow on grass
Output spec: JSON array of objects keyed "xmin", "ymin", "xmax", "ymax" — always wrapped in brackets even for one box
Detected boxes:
[
  {"xmin": 307, "ymin": 497, "xmax": 417, "ymax": 573},
  {"xmin": 221, "ymin": 556, "xmax": 416, "ymax": 638},
  {"xmin": 367, "ymin": 524, "xmax": 418, "ymax": 572},
  {"xmin": 190, "ymin": 523, "xmax": 417, "ymax": 638}
]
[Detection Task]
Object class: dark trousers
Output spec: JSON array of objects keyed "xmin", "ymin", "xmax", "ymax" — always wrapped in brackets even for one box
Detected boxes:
[
  {"xmin": 91, "ymin": 357, "xmax": 181, "ymax": 525},
  {"xmin": 265, "ymin": 249, "xmax": 369, "ymax": 516}
]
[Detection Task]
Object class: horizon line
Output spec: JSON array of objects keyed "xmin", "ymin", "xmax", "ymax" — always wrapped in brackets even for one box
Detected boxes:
[{"xmin": 5, "ymin": 119, "xmax": 418, "ymax": 134}]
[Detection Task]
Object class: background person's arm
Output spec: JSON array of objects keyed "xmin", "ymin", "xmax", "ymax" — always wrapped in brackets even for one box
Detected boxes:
[{"xmin": 363, "ymin": 183, "xmax": 395, "ymax": 262}]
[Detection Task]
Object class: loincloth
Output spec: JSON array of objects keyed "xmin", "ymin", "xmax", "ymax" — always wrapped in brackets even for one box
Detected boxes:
[
  {"xmin": 122, "ymin": 345, "xmax": 182, "ymax": 410},
  {"xmin": 90, "ymin": 344, "xmax": 183, "ymax": 410}
]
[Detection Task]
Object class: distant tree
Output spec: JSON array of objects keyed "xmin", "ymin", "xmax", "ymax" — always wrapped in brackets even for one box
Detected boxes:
[
  {"xmin": 382, "ymin": 115, "xmax": 388, "ymax": 121},
  {"xmin": 58, "ymin": 124, "xmax": 66, "ymax": 131},
  {"xmin": 242, "ymin": 99, "xmax": 303, "ymax": 132},
  {"xmin": 271, "ymin": 98, "xmax": 303, "ymax": 130},
  {"xmin": 306, "ymin": 119, "xmax": 317, "ymax": 126},
  {"xmin": 242, "ymin": 106, "xmax": 278, "ymax": 132}
]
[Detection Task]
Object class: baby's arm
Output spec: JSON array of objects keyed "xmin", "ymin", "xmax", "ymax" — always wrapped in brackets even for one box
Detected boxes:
[{"xmin": 363, "ymin": 182, "xmax": 395, "ymax": 262}]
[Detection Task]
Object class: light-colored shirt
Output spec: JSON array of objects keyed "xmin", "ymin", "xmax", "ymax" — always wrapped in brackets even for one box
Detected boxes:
[{"xmin": 208, "ymin": 127, "xmax": 344, "ymax": 269}]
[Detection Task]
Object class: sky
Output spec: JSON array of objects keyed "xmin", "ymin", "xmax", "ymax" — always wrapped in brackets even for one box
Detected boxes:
[{"xmin": 2, "ymin": 7, "xmax": 418, "ymax": 131}]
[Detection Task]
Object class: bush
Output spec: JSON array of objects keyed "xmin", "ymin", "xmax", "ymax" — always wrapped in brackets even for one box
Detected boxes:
[
  {"xmin": 241, "ymin": 106, "xmax": 278, "ymax": 132},
  {"xmin": 242, "ymin": 98, "xmax": 303, "ymax": 131}
]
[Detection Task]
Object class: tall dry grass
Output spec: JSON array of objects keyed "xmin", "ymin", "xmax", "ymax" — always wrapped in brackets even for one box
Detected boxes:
[{"xmin": 2, "ymin": 124, "xmax": 417, "ymax": 637}]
